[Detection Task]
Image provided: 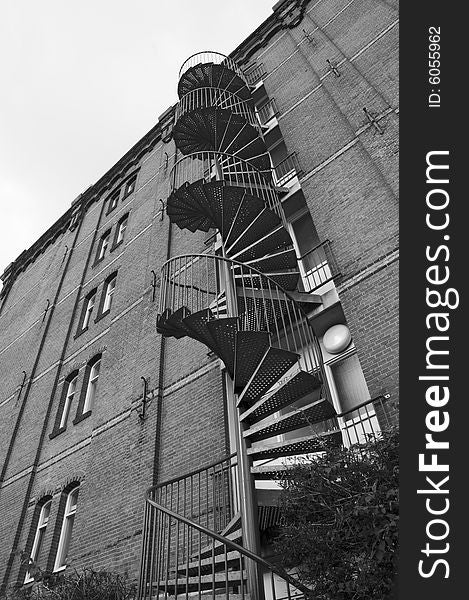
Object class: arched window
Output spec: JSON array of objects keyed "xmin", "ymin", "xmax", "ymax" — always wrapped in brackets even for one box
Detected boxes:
[
  {"xmin": 54, "ymin": 486, "xmax": 79, "ymax": 572},
  {"xmin": 102, "ymin": 274, "xmax": 116, "ymax": 314},
  {"xmin": 124, "ymin": 173, "xmax": 137, "ymax": 197},
  {"xmin": 96, "ymin": 230, "xmax": 111, "ymax": 262},
  {"xmin": 107, "ymin": 190, "xmax": 120, "ymax": 213},
  {"xmin": 83, "ymin": 356, "xmax": 101, "ymax": 413},
  {"xmin": 82, "ymin": 290, "xmax": 96, "ymax": 330},
  {"xmin": 114, "ymin": 214, "xmax": 128, "ymax": 246},
  {"xmin": 73, "ymin": 355, "xmax": 102, "ymax": 423},
  {"xmin": 51, "ymin": 370, "xmax": 80, "ymax": 438},
  {"xmin": 24, "ymin": 498, "xmax": 52, "ymax": 583},
  {"xmin": 59, "ymin": 374, "xmax": 78, "ymax": 429}
]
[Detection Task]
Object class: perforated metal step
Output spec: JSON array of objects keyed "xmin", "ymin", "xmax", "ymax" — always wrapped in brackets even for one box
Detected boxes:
[
  {"xmin": 244, "ymin": 248, "xmax": 298, "ymax": 272},
  {"xmin": 234, "ymin": 270, "xmax": 300, "ymax": 291},
  {"xmin": 234, "ymin": 331, "xmax": 271, "ymax": 390},
  {"xmin": 174, "ymin": 108, "xmax": 268, "ymax": 171},
  {"xmin": 247, "ymin": 430, "xmax": 342, "ymax": 461},
  {"xmin": 239, "ymin": 368, "xmax": 323, "ymax": 425},
  {"xmin": 152, "ymin": 570, "xmax": 247, "ymax": 595},
  {"xmin": 237, "ymin": 347, "xmax": 299, "ymax": 405},
  {"xmin": 206, "ymin": 318, "xmax": 239, "ymax": 376},
  {"xmin": 182, "ymin": 309, "xmax": 220, "ymax": 354},
  {"xmin": 243, "ymin": 398, "xmax": 336, "ymax": 443},
  {"xmin": 178, "ymin": 63, "xmax": 251, "ymax": 100}
]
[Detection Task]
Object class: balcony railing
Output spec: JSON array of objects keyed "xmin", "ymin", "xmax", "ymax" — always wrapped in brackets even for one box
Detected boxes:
[
  {"xmin": 273, "ymin": 152, "xmax": 302, "ymax": 187},
  {"xmin": 336, "ymin": 394, "xmax": 396, "ymax": 448},
  {"xmin": 256, "ymin": 98, "xmax": 279, "ymax": 126},
  {"xmin": 298, "ymin": 240, "xmax": 340, "ymax": 293},
  {"xmin": 159, "ymin": 254, "xmax": 327, "ymax": 380},
  {"xmin": 170, "ymin": 151, "xmax": 284, "ymax": 224},
  {"xmin": 244, "ymin": 64, "xmax": 266, "ymax": 86},
  {"xmin": 179, "ymin": 51, "xmax": 248, "ymax": 87},
  {"xmin": 176, "ymin": 87, "xmax": 260, "ymax": 133}
]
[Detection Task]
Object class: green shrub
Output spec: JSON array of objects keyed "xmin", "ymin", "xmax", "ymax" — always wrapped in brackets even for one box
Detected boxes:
[
  {"xmin": 274, "ymin": 428, "xmax": 399, "ymax": 600},
  {"xmin": 1, "ymin": 568, "xmax": 136, "ymax": 600}
]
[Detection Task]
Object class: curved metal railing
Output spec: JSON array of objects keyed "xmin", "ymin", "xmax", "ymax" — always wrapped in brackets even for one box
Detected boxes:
[
  {"xmin": 176, "ymin": 87, "xmax": 260, "ymax": 133},
  {"xmin": 179, "ymin": 51, "xmax": 248, "ymax": 87},
  {"xmin": 147, "ymin": 454, "xmax": 240, "ymax": 535},
  {"xmin": 139, "ymin": 456, "xmax": 312, "ymax": 600},
  {"xmin": 158, "ymin": 254, "xmax": 326, "ymax": 381},
  {"xmin": 170, "ymin": 151, "xmax": 282, "ymax": 222}
]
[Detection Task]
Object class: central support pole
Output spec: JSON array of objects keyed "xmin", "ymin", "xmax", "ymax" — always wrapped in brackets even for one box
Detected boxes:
[{"xmin": 222, "ymin": 252, "xmax": 265, "ymax": 600}]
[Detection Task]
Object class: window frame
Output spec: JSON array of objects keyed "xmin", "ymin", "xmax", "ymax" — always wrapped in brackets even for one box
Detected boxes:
[
  {"xmin": 73, "ymin": 354, "xmax": 102, "ymax": 423},
  {"xmin": 323, "ymin": 348, "xmax": 378, "ymax": 446},
  {"xmin": 95, "ymin": 230, "xmax": 111, "ymax": 264},
  {"xmin": 123, "ymin": 174, "xmax": 137, "ymax": 198},
  {"xmin": 53, "ymin": 486, "xmax": 79, "ymax": 572},
  {"xmin": 107, "ymin": 190, "xmax": 120, "ymax": 214},
  {"xmin": 83, "ymin": 357, "xmax": 101, "ymax": 414},
  {"xmin": 101, "ymin": 274, "xmax": 116, "ymax": 316},
  {"xmin": 112, "ymin": 214, "xmax": 129, "ymax": 250},
  {"xmin": 82, "ymin": 290, "xmax": 96, "ymax": 330},
  {"xmin": 24, "ymin": 499, "xmax": 52, "ymax": 583},
  {"xmin": 75, "ymin": 288, "xmax": 97, "ymax": 337},
  {"xmin": 50, "ymin": 370, "xmax": 80, "ymax": 438},
  {"xmin": 59, "ymin": 375, "xmax": 78, "ymax": 430}
]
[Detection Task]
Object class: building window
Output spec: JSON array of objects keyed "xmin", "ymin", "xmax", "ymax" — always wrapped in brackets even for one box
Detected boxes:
[
  {"xmin": 107, "ymin": 191, "xmax": 120, "ymax": 213},
  {"xmin": 83, "ymin": 357, "xmax": 101, "ymax": 413},
  {"xmin": 102, "ymin": 275, "xmax": 116, "ymax": 314},
  {"xmin": 24, "ymin": 499, "xmax": 52, "ymax": 583},
  {"xmin": 96, "ymin": 231, "xmax": 111, "ymax": 263},
  {"xmin": 81, "ymin": 290, "xmax": 96, "ymax": 331},
  {"xmin": 291, "ymin": 213, "xmax": 331, "ymax": 292},
  {"xmin": 54, "ymin": 486, "xmax": 79, "ymax": 572},
  {"xmin": 326, "ymin": 350, "xmax": 378, "ymax": 446},
  {"xmin": 124, "ymin": 174, "xmax": 137, "ymax": 197},
  {"xmin": 113, "ymin": 214, "xmax": 128, "ymax": 248},
  {"xmin": 59, "ymin": 374, "xmax": 78, "ymax": 429}
]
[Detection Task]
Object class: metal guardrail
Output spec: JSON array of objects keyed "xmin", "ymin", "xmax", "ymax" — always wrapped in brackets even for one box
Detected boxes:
[
  {"xmin": 273, "ymin": 153, "xmax": 301, "ymax": 187},
  {"xmin": 244, "ymin": 64, "xmax": 266, "ymax": 86},
  {"xmin": 138, "ymin": 491, "xmax": 312, "ymax": 600},
  {"xmin": 256, "ymin": 98, "xmax": 279, "ymax": 126},
  {"xmin": 170, "ymin": 151, "xmax": 283, "ymax": 224},
  {"xmin": 176, "ymin": 87, "xmax": 260, "ymax": 134},
  {"xmin": 147, "ymin": 454, "xmax": 240, "ymax": 536},
  {"xmin": 179, "ymin": 51, "xmax": 249, "ymax": 87},
  {"xmin": 298, "ymin": 240, "xmax": 340, "ymax": 293},
  {"xmin": 158, "ymin": 253, "xmax": 327, "ymax": 380}
]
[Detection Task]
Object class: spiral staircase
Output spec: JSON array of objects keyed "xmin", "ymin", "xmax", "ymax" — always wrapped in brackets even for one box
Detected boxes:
[{"xmin": 139, "ymin": 52, "xmax": 342, "ymax": 600}]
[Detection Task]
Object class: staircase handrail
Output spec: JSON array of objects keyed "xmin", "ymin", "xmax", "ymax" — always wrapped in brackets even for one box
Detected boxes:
[
  {"xmin": 160, "ymin": 253, "xmax": 313, "ymax": 322},
  {"xmin": 146, "ymin": 453, "xmax": 237, "ymax": 498},
  {"xmin": 145, "ymin": 495, "xmax": 314, "ymax": 599}
]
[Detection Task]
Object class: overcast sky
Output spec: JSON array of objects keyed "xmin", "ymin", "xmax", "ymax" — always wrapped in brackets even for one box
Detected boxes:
[{"xmin": 0, "ymin": 0, "xmax": 274, "ymax": 277}]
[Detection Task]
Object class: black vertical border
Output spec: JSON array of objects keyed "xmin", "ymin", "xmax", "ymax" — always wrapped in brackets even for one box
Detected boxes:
[{"xmin": 400, "ymin": 3, "xmax": 465, "ymax": 598}]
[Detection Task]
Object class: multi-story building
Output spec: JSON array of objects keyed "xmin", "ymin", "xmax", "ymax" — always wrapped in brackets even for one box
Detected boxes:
[{"xmin": 0, "ymin": 0, "xmax": 398, "ymax": 597}]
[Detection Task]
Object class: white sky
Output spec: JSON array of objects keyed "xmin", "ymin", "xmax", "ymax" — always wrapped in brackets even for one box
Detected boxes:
[{"xmin": 0, "ymin": 0, "xmax": 274, "ymax": 277}]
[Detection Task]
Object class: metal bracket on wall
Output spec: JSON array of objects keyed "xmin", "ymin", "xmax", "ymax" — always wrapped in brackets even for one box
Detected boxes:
[
  {"xmin": 326, "ymin": 59, "xmax": 341, "ymax": 77},
  {"xmin": 150, "ymin": 270, "xmax": 157, "ymax": 302},
  {"xmin": 159, "ymin": 199, "xmax": 165, "ymax": 221},
  {"xmin": 42, "ymin": 299, "xmax": 50, "ymax": 323},
  {"xmin": 137, "ymin": 376, "xmax": 152, "ymax": 422},
  {"xmin": 363, "ymin": 107, "xmax": 384, "ymax": 135},
  {"xmin": 302, "ymin": 29, "xmax": 315, "ymax": 45},
  {"xmin": 15, "ymin": 371, "xmax": 27, "ymax": 407}
]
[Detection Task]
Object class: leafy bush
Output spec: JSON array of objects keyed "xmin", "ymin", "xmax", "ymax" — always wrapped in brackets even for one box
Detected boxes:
[
  {"xmin": 1, "ymin": 568, "xmax": 136, "ymax": 600},
  {"xmin": 274, "ymin": 428, "xmax": 399, "ymax": 600}
]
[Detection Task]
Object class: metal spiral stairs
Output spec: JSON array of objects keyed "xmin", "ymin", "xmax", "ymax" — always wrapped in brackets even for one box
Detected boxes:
[{"xmin": 140, "ymin": 52, "xmax": 341, "ymax": 600}]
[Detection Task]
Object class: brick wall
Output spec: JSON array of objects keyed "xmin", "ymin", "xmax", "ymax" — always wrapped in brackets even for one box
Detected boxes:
[{"xmin": 0, "ymin": 0, "xmax": 399, "ymax": 589}]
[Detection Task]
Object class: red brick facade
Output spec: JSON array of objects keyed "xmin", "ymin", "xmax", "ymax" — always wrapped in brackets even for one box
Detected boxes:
[{"xmin": 0, "ymin": 0, "xmax": 398, "ymax": 592}]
